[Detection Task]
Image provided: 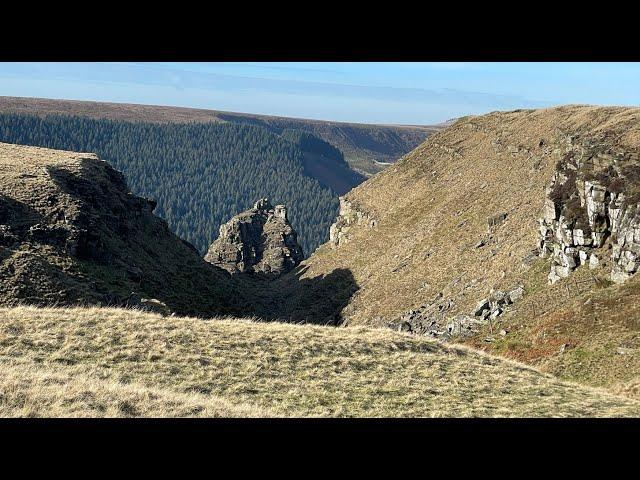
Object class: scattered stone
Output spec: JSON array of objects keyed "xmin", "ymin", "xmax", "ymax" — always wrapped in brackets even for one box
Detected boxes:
[
  {"xmin": 507, "ymin": 285, "xmax": 525, "ymax": 303},
  {"xmin": 617, "ymin": 347, "xmax": 634, "ymax": 355},
  {"xmin": 474, "ymin": 298, "xmax": 490, "ymax": 317},
  {"xmin": 445, "ymin": 315, "xmax": 483, "ymax": 338},
  {"xmin": 126, "ymin": 293, "xmax": 171, "ymax": 316},
  {"xmin": 398, "ymin": 321, "xmax": 412, "ymax": 333},
  {"xmin": 487, "ymin": 212, "xmax": 508, "ymax": 230},
  {"xmin": 521, "ymin": 249, "xmax": 539, "ymax": 269}
]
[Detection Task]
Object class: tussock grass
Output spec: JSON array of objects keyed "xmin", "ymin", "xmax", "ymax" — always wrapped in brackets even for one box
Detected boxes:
[
  {"xmin": 1, "ymin": 306, "xmax": 639, "ymax": 417},
  {"xmin": 0, "ymin": 361, "xmax": 270, "ymax": 418}
]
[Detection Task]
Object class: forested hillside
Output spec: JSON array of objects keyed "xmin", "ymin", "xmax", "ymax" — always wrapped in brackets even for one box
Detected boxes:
[
  {"xmin": 0, "ymin": 97, "xmax": 439, "ymax": 176},
  {"xmin": 280, "ymin": 129, "xmax": 365, "ymax": 194},
  {"xmin": 0, "ymin": 113, "xmax": 339, "ymax": 255},
  {"xmin": 217, "ymin": 112, "xmax": 437, "ymax": 176}
]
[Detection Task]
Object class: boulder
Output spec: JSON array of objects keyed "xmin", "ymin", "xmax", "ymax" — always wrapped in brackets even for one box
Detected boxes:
[
  {"xmin": 474, "ymin": 298, "xmax": 490, "ymax": 316},
  {"xmin": 507, "ymin": 285, "xmax": 524, "ymax": 303},
  {"xmin": 445, "ymin": 315, "xmax": 482, "ymax": 338},
  {"xmin": 126, "ymin": 293, "xmax": 171, "ymax": 316},
  {"xmin": 487, "ymin": 212, "xmax": 508, "ymax": 230}
]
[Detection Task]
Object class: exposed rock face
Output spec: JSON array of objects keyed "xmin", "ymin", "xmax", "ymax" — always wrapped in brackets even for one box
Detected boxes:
[
  {"xmin": 538, "ymin": 136, "xmax": 640, "ymax": 284},
  {"xmin": 329, "ymin": 198, "xmax": 376, "ymax": 248},
  {"xmin": 0, "ymin": 142, "xmax": 242, "ymax": 316},
  {"xmin": 204, "ymin": 198, "xmax": 304, "ymax": 277},
  {"xmin": 389, "ymin": 285, "xmax": 524, "ymax": 341}
]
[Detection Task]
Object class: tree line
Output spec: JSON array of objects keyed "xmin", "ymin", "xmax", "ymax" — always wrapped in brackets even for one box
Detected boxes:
[{"xmin": 0, "ymin": 113, "xmax": 340, "ymax": 256}]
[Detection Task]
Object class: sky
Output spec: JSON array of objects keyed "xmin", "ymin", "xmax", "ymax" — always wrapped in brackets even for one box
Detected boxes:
[{"xmin": 0, "ymin": 62, "xmax": 638, "ymax": 124}]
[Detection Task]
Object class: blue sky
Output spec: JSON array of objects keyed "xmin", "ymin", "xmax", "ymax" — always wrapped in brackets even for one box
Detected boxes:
[{"xmin": 0, "ymin": 62, "xmax": 638, "ymax": 124}]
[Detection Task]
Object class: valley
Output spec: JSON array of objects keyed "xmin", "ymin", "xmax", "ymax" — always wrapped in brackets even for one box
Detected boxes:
[{"xmin": 2, "ymin": 102, "xmax": 640, "ymax": 417}]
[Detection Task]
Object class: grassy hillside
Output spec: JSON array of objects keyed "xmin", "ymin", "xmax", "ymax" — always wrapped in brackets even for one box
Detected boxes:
[
  {"xmin": 0, "ymin": 362, "xmax": 270, "ymax": 418},
  {"xmin": 1, "ymin": 305, "xmax": 639, "ymax": 417},
  {"xmin": 468, "ymin": 259, "xmax": 640, "ymax": 396},
  {"xmin": 0, "ymin": 96, "xmax": 438, "ymax": 176},
  {"xmin": 297, "ymin": 105, "xmax": 640, "ymax": 392}
]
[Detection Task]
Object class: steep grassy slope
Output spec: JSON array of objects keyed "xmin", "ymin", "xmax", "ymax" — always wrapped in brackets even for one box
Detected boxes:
[
  {"xmin": 298, "ymin": 106, "xmax": 640, "ymax": 390},
  {"xmin": 468, "ymin": 259, "xmax": 640, "ymax": 396},
  {"xmin": 2, "ymin": 306, "xmax": 639, "ymax": 417},
  {"xmin": 0, "ymin": 96, "xmax": 438, "ymax": 176}
]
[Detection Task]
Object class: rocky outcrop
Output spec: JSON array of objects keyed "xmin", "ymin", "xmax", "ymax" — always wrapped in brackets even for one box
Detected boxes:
[
  {"xmin": 329, "ymin": 198, "xmax": 376, "ymax": 248},
  {"xmin": 389, "ymin": 285, "xmax": 524, "ymax": 340},
  {"xmin": 0, "ymin": 142, "xmax": 243, "ymax": 316},
  {"xmin": 538, "ymin": 138, "xmax": 640, "ymax": 284},
  {"xmin": 204, "ymin": 198, "xmax": 304, "ymax": 277}
]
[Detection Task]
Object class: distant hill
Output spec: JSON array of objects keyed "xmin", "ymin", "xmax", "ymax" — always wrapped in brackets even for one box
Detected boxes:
[
  {"xmin": 0, "ymin": 96, "xmax": 440, "ymax": 176},
  {"xmin": 215, "ymin": 111, "xmax": 439, "ymax": 176}
]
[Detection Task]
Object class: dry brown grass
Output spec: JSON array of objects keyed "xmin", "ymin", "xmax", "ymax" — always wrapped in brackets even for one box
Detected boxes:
[
  {"xmin": 295, "ymin": 105, "xmax": 640, "ymax": 395},
  {"xmin": 301, "ymin": 105, "xmax": 640, "ymax": 327},
  {"xmin": 0, "ymin": 361, "xmax": 270, "ymax": 418},
  {"xmin": 470, "ymin": 258, "xmax": 640, "ymax": 397},
  {"xmin": 1, "ymin": 306, "xmax": 639, "ymax": 417}
]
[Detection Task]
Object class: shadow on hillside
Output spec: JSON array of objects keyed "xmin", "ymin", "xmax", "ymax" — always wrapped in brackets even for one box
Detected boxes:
[
  {"xmin": 33, "ymin": 161, "xmax": 359, "ymax": 324},
  {"xmin": 238, "ymin": 266, "xmax": 359, "ymax": 326},
  {"xmin": 46, "ymin": 159, "xmax": 129, "ymax": 203},
  {"xmin": 0, "ymin": 194, "xmax": 44, "ymax": 232}
]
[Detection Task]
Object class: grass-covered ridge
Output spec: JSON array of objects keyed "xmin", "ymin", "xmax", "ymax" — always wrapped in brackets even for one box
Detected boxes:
[{"xmin": 1, "ymin": 306, "xmax": 639, "ymax": 417}]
